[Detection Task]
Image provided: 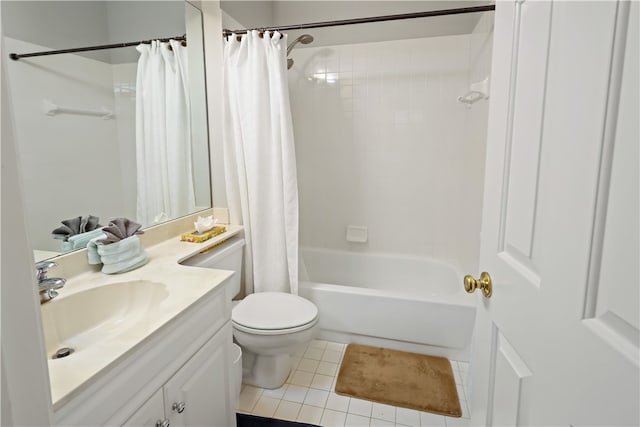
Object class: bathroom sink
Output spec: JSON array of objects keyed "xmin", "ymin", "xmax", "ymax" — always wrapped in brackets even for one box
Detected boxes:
[{"xmin": 40, "ymin": 280, "xmax": 169, "ymax": 359}]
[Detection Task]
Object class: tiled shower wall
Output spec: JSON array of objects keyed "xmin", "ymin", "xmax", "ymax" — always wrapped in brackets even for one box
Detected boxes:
[{"xmin": 290, "ymin": 32, "xmax": 489, "ymax": 273}]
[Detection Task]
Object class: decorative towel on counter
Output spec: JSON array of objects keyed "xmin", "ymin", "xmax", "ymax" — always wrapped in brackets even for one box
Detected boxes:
[
  {"xmin": 97, "ymin": 217, "xmax": 144, "ymax": 244},
  {"xmin": 87, "ymin": 217, "xmax": 148, "ymax": 274},
  {"xmin": 98, "ymin": 236, "xmax": 148, "ymax": 274},
  {"xmin": 52, "ymin": 215, "xmax": 102, "ymax": 242}
]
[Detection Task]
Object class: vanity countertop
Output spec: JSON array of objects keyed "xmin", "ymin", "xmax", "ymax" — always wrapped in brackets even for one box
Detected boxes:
[{"xmin": 44, "ymin": 225, "xmax": 243, "ymax": 409}]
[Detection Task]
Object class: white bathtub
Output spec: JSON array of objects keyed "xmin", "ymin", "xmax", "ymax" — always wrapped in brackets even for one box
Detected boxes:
[{"xmin": 298, "ymin": 247, "xmax": 476, "ymax": 361}]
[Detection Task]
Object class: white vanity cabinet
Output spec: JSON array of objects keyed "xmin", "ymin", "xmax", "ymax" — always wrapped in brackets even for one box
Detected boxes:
[
  {"xmin": 123, "ymin": 324, "xmax": 232, "ymax": 427},
  {"xmin": 54, "ymin": 280, "xmax": 235, "ymax": 427},
  {"xmin": 122, "ymin": 390, "xmax": 165, "ymax": 427}
]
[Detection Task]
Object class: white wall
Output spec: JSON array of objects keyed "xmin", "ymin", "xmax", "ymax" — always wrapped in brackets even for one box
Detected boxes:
[
  {"xmin": 219, "ymin": 0, "xmax": 274, "ymax": 28},
  {"xmin": 3, "ymin": 1, "xmax": 187, "ymax": 64},
  {"xmin": 290, "ymin": 32, "xmax": 489, "ymax": 272},
  {"xmin": 461, "ymin": 11, "xmax": 493, "ymax": 273},
  {"xmin": 202, "ymin": 1, "xmax": 227, "ymax": 212},
  {"xmin": 104, "ymin": 1, "xmax": 185, "ymax": 64},
  {"xmin": 2, "ymin": 1, "xmax": 111, "ymax": 62},
  {"xmin": 111, "ymin": 62, "xmax": 139, "ymax": 221},
  {"xmin": 186, "ymin": 3, "xmax": 212, "ymax": 209},
  {"xmin": 1, "ymin": 26, "xmax": 54, "ymax": 424}
]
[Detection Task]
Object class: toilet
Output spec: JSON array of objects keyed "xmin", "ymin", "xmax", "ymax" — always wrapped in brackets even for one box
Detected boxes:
[
  {"xmin": 181, "ymin": 236, "xmax": 319, "ymax": 390},
  {"xmin": 233, "ymin": 291, "xmax": 318, "ymax": 388}
]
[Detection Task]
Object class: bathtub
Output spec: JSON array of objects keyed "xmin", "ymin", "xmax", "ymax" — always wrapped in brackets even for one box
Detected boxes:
[{"xmin": 298, "ymin": 247, "xmax": 476, "ymax": 361}]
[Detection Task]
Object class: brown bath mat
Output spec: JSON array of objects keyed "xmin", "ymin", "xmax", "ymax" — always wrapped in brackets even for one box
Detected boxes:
[{"xmin": 335, "ymin": 344, "xmax": 462, "ymax": 417}]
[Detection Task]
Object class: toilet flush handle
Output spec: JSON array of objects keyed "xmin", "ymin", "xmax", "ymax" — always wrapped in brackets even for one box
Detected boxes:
[{"xmin": 172, "ymin": 401, "xmax": 186, "ymax": 414}]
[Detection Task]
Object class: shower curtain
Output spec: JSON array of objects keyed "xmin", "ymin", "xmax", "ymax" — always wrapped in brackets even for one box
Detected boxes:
[
  {"xmin": 223, "ymin": 31, "xmax": 299, "ymax": 295},
  {"xmin": 135, "ymin": 40, "xmax": 195, "ymax": 226}
]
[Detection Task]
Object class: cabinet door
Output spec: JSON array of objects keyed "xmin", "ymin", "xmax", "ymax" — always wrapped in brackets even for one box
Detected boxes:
[
  {"xmin": 164, "ymin": 323, "xmax": 233, "ymax": 427},
  {"xmin": 122, "ymin": 389, "xmax": 166, "ymax": 427}
]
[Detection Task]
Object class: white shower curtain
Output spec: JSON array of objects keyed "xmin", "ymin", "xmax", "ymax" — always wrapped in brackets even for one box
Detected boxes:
[
  {"xmin": 135, "ymin": 40, "xmax": 195, "ymax": 227},
  {"xmin": 223, "ymin": 31, "xmax": 299, "ymax": 295}
]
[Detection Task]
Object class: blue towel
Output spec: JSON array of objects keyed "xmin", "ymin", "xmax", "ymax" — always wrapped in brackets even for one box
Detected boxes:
[
  {"xmin": 101, "ymin": 252, "xmax": 148, "ymax": 274},
  {"xmin": 67, "ymin": 228, "xmax": 105, "ymax": 250},
  {"xmin": 86, "ymin": 235, "xmax": 105, "ymax": 265},
  {"xmin": 97, "ymin": 235, "xmax": 148, "ymax": 274}
]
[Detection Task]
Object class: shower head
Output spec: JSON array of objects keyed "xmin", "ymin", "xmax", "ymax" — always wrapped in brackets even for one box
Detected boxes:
[
  {"xmin": 286, "ymin": 34, "xmax": 314, "ymax": 69},
  {"xmin": 286, "ymin": 34, "xmax": 314, "ymax": 56}
]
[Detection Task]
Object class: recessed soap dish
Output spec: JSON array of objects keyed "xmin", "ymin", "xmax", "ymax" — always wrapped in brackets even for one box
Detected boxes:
[{"xmin": 346, "ymin": 225, "xmax": 368, "ymax": 243}]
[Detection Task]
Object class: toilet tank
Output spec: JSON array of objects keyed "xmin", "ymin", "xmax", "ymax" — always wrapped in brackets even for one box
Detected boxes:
[{"xmin": 181, "ymin": 236, "xmax": 245, "ymax": 299}]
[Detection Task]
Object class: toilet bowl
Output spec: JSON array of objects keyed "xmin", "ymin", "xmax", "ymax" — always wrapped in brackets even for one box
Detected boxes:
[
  {"xmin": 233, "ymin": 292, "xmax": 318, "ymax": 389},
  {"xmin": 180, "ymin": 237, "xmax": 319, "ymax": 390}
]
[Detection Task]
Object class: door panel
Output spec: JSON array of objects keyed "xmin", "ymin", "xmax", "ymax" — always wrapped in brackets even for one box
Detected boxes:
[
  {"xmin": 164, "ymin": 323, "xmax": 233, "ymax": 427},
  {"xmin": 490, "ymin": 331, "xmax": 533, "ymax": 427},
  {"xmin": 472, "ymin": 0, "xmax": 639, "ymax": 425},
  {"xmin": 583, "ymin": 0, "xmax": 639, "ymax": 363},
  {"xmin": 503, "ymin": 0, "xmax": 551, "ymax": 261}
]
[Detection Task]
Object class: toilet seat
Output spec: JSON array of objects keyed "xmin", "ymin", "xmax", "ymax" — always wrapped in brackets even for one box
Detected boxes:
[{"xmin": 232, "ymin": 292, "xmax": 318, "ymax": 336}]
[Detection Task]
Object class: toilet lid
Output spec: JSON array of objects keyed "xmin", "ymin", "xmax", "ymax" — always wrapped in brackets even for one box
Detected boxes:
[{"xmin": 232, "ymin": 292, "xmax": 318, "ymax": 331}]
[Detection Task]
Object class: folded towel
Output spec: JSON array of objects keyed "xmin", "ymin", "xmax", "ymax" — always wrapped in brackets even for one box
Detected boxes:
[
  {"xmin": 97, "ymin": 235, "xmax": 143, "ymax": 262},
  {"xmin": 87, "ymin": 235, "xmax": 105, "ymax": 265},
  {"xmin": 96, "ymin": 235, "xmax": 148, "ymax": 274},
  {"xmin": 85, "ymin": 217, "xmax": 147, "ymax": 274},
  {"xmin": 52, "ymin": 215, "xmax": 101, "ymax": 241},
  {"xmin": 98, "ymin": 218, "xmax": 144, "ymax": 245},
  {"xmin": 66, "ymin": 228, "xmax": 105, "ymax": 250},
  {"xmin": 101, "ymin": 250, "xmax": 148, "ymax": 274}
]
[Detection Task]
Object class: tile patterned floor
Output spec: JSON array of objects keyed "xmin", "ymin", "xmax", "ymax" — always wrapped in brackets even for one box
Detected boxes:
[{"xmin": 238, "ymin": 340, "xmax": 471, "ymax": 427}]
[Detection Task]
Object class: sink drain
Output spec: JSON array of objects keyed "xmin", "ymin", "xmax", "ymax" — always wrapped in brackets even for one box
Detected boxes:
[{"xmin": 52, "ymin": 347, "xmax": 74, "ymax": 359}]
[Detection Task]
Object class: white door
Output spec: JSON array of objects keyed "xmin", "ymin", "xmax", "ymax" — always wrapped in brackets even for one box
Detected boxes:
[
  {"xmin": 470, "ymin": 1, "xmax": 639, "ymax": 426},
  {"xmin": 164, "ymin": 323, "xmax": 234, "ymax": 427}
]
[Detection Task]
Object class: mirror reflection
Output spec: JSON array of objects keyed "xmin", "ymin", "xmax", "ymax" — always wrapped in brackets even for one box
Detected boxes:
[{"xmin": 3, "ymin": 1, "xmax": 211, "ymax": 262}]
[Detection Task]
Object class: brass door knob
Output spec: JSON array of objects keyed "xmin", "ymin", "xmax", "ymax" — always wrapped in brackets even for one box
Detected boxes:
[{"xmin": 464, "ymin": 272, "xmax": 492, "ymax": 298}]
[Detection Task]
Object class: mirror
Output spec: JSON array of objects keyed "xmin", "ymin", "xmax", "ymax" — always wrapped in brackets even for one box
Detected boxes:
[{"xmin": 2, "ymin": 1, "xmax": 211, "ymax": 262}]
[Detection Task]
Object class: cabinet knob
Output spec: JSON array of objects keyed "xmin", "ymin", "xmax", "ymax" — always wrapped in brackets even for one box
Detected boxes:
[
  {"xmin": 172, "ymin": 401, "xmax": 186, "ymax": 414},
  {"xmin": 156, "ymin": 419, "xmax": 170, "ymax": 427}
]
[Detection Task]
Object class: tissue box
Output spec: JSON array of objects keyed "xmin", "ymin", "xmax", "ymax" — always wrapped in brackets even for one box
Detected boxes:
[{"xmin": 180, "ymin": 226, "xmax": 226, "ymax": 243}]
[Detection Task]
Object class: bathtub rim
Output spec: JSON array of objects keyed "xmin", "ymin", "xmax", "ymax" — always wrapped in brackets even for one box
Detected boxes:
[
  {"xmin": 300, "ymin": 246, "xmax": 470, "ymax": 300},
  {"xmin": 299, "ymin": 280, "xmax": 476, "ymax": 308}
]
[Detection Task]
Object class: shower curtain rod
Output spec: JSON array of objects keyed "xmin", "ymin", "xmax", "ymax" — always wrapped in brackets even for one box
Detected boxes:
[
  {"xmin": 222, "ymin": 4, "xmax": 495, "ymax": 37},
  {"xmin": 9, "ymin": 34, "xmax": 186, "ymax": 61}
]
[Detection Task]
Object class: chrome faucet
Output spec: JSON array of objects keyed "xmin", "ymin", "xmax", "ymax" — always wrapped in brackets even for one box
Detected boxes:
[{"xmin": 36, "ymin": 261, "xmax": 66, "ymax": 303}]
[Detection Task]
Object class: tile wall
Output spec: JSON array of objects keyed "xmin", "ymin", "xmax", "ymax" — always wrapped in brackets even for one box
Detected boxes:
[{"xmin": 289, "ymin": 33, "xmax": 488, "ymax": 274}]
